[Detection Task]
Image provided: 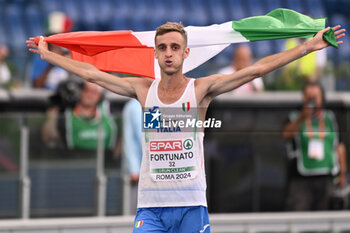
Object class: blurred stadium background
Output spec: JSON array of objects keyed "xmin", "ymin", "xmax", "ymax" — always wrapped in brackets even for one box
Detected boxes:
[
  {"xmin": 0, "ymin": 0, "xmax": 349, "ymax": 87},
  {"xmin": 0, "ymin": 0, "xmax": 350, "ymax": 232}
]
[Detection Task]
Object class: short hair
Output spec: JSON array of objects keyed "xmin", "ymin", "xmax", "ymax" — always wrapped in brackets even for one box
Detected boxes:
[{"xmin": 155, "ymin": 22, "xmax": 188, "ymax": 47}]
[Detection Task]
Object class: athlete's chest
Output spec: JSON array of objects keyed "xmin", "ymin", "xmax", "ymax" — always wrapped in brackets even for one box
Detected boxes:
[{"xmin": 158, "ymin": 86, "xmax": 188, "ymax": 104}]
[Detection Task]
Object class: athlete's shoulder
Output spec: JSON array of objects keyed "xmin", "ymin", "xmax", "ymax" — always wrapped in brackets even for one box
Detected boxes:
[
  {"xmin": 142, "ymin": 76, "xmax": 154, "ymax": 86},
  {"xmin": 134, "ymin": 77, "xmax": 155, "ymax": 107},
  {"xmin": 193, "ymin": 74, "xmax": 214, "ymax": 85},
  {"xmin": 130, "ymin": 76, "xmax": 154, "ymax": 89}
]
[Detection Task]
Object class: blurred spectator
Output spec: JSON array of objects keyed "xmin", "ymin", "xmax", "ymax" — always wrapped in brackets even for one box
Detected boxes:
[
  {"xmin": 0, "ymin": 45, "xmax": 11, "ymax": 87},
  {"xmin": 122, "ymin": 98, "xmax": 142, "ymax": 214},
  {"xmin": 282, "ymin": 81, "xmax": 347, "ymax": 211},
  {"xmin": 281, "ymin": 38, "xmax": 327, "ymax": 90},
  {"xmin": 30, "ymin": 12, "xmax": 73, "ymax": 90},
  {"xmin": 218, "ymin": 45, "xmax": 264, "ymax": 94},
  {"xmin": 31, "ymin": 44, "xmax": 70, "ymax": 90},
  {"xmin": 42, "ymin": 80, "xmax": 118, "ymax": 153}
]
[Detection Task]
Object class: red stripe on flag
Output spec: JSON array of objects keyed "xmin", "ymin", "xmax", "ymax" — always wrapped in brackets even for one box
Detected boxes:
[
  {"xmin": 71, "ymin": 47, "xmax": 155, "ymax": 78},
  {"xmin": 35, "ymin": 31, "xmax": 155, "ymax": 78}
]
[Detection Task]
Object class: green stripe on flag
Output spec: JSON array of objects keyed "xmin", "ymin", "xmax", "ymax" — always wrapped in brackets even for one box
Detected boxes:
[
  {"xmin": 152, "ymin": 166, "xmax": 196, "ymax": 173},
  {"xmin": 232, "ymin": 8, "xmax": 338, "ymax": 48}
]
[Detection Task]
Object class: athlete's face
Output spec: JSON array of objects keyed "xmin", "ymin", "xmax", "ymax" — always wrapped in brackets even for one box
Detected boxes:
[{"xmin": 155, "ymin": 31, "xmax": 189, "ymax": 76}]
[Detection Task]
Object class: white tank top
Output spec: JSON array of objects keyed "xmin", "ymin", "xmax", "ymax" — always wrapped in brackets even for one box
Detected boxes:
[{"xmin": 138, "ymin": 78, "xmax": 207, "ymax": 208}]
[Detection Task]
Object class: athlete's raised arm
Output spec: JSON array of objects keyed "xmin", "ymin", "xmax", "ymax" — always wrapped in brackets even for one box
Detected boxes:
[
  {"xmin": 196, "ymin": 25, "xmax": 345, "ymax": 104},
  {"xmin": 26, "ymin": 36, "xmax": 150, "ymax": 99}
]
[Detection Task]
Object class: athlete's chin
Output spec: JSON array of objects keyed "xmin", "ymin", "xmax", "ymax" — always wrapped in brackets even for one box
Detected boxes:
[
  {"xmin": 164, "ymin": 70, "xmax": 176, "ymax": 76},
  {"xmin": 162, "ymin": 67, "xmax": 178, "ymax": 76}
]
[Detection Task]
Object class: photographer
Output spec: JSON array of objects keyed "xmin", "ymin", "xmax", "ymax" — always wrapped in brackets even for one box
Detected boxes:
[
  {"xmin": 282, "ymin": 81, "xmax": 347, "ymax": 211},
  {"xmin": 42, "ymin": 79, "xmax": 118, "ymax": 153}
]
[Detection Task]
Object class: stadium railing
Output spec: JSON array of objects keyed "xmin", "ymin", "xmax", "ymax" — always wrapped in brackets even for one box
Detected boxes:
[{"xmin": 0, "ymin": 89, "xmax": 349, "ymax": 221}]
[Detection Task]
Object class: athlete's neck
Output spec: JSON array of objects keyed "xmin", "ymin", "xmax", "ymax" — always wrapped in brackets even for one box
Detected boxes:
[{"xmin": 159, "ymin": 73, "xmax": 187, "ymax": 91}]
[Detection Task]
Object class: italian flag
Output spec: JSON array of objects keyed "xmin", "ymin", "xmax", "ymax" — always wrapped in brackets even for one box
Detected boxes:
[
  {"xmin": 135, "ymin": 220, "xmax": 143, "ymax": 228},
  {"xmin": 35, "ymin": 8, "xmax": 337, "ymax": 79},
  {"xmin": 182, "ymin": 102, "xmax": 190, "ymax": 112}
]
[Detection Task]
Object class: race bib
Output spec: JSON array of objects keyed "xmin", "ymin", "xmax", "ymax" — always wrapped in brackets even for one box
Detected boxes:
[
  {"xmin": 308, "ymin": 139, "xmax": 324, "ymax": 161},
  {"xmin": 149, "ymin": 138, "xmax": 197, "ymax": 182}
]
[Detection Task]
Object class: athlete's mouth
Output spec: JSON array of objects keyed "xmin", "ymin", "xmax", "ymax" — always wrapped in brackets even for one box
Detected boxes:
[{"xmin": 165, "ymin": 60, "xmax": 173, "ymax": 66}]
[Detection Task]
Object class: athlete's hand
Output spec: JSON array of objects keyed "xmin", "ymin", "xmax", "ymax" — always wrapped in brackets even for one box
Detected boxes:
[
  {"xmin": 305, "ymin": 25, "xmax": 345, "ymax": 52},
  {"xmin": 26, "ymin": 36, "xmax": 49, "ymax": 59}
]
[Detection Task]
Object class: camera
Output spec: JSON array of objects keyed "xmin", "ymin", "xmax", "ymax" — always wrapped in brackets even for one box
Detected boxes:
[
  {"xmin": 49, "ymin": 79, "xmax": 83, "ymax": 111},
  {"xmin": 308, "ymin": 98, "xmax": 316, "ymax": 109}
]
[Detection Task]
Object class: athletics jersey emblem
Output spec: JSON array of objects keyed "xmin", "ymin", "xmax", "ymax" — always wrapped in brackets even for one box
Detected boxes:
[
  {"xmin": 143, "ymin": 106, "xmax": 161, "ymax": 129},
  {"xmin": 182, "ymin": 101, "xmax": 190, "ymax": 112}
]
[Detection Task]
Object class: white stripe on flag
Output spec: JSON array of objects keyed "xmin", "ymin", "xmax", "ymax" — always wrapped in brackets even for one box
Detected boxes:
[
  {"xmin": 133, "ymin": 22, "xmax": 248, "ymax": 79},
  {"xmin": 186, "ymin": 22, "xmax": 248, "ymax": 47}
]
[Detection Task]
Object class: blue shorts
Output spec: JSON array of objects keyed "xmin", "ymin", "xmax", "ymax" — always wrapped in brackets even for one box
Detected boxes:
[{"xmin": 132, "ymin": 206, "xmax": 210, "ymax": 233}]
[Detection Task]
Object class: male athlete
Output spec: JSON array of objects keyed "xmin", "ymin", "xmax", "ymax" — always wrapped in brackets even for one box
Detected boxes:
[{"xmin": 27, "ymin": 23, "xmax": 345, "ymax": 233}]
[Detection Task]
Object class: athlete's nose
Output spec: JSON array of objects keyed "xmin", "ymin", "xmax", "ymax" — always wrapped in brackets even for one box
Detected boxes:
[{"xmin": 165, "ymin": 47, "xmax": 173, "ymax": 57}]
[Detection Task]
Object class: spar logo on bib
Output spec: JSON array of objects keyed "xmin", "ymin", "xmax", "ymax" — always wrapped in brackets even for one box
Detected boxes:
[
  {"xmin": 150, "ymin": 140, "xmax": 182, "ymax": 151},
  {"xmin": 183, "ymin": 139, "xmax": 193, "ymax": 150}
]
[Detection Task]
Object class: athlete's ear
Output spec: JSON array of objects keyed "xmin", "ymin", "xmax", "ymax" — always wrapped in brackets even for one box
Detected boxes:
[
  {"xmin": 154, "ymin": 48, "xmax": 159, "ymax": 59},
  {"xmin": 184, "ymin": 48, "xmax": 190, "ymax": 59}
]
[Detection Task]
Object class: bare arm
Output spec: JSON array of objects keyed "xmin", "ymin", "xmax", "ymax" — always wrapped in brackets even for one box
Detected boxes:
[
  {"xmin": 26, "ymin": 37, "xmax": 144, "ymax": 98},
  {"xmin": 282, "ymin": 115, "xmax": 304, "ymax": 140},
  {"xmin": 337, "ymin": 142, "xmax": 347, "ymax": 187},
  {"xmin": 197, "ymin": 26, "xmax": 345, "ymax": 101},
  {"xmin": 42, "ymin": 107, "xmax": 60, "ymax": 144}
]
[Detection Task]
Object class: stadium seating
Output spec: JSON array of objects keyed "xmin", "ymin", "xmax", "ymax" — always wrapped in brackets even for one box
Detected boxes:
[
  {"xmin": 0, "ymin": 15, "xmax": 7, "ymax": 45},
  {"xmin": 41, "ymin": 0, "xmax": 63, "ymax": 15},
  {"xmin": 265, "ymin": 0, "xmax": 284, "ymax": 13},
  {"xmin": 61, "ymin": 0, "xmax": 81, "ymax": 31},
  {"xmin": 207, "ymin": 0, "xmax": 229, "ymax": 24},
  {"xmin": 226, "ymin": 0, "xmax": 247, "ymax": 21},
  {"xmin": 285, "ymin": 0, "xmax": 304, "ymax": 14},
  {"xmin": 304, "ymin": 0, "xmax": 326, "ymax": 18},
  {"xmin": 165, "ymin": 0, "xmax": 186, "ymax": 24},
  {"xmin": 0, "ymin": 0, "xmax": 347, "ymax": 84},
  {"xmin": 330, "ymin": 14, "xmax": 350, "ymax": 61},
  {"xmin": 24, "ymin": 3, "xmax": 45, "ymax": 37},
  {"xmin": 4, "ymin": 3, "xmax": 27, "ymax": 53},
  {"xmin": 183, "ymin": 0, "xmax": 208, "ymax": 26},
  {"xmin": 246, "ymin": 0, "xmax": 266, "ymax": 16}
]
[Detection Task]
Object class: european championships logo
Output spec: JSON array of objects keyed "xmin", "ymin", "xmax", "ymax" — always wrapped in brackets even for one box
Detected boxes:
[{"xmin": 143, "ymin": 106, "xmax": 161, "ymax": 129}]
